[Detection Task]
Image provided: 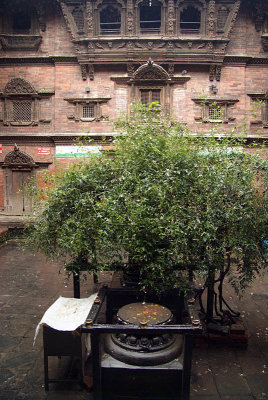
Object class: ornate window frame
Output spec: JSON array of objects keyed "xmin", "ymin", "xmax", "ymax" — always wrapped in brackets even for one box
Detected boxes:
[
  {"xmin": 247, "ymin": 92, "xmax": 268, "ymax": 128},
  {"xmin": 64, "ymin": 97, "xmax": 111, "ymax": 122},
  {"xmin": 192, "ymin": 97, "xmax": 239, "ymax": 123},
  {"xmin": 0, "ymin": 78, "xmax": 54, "ymax": 126},
  {"xmin": 176, "ymin": 0, "xmax": 206, "ymax": 36},
  {"xmin": 95, "ymin": 0, "xmax": 125, "ymax": 36},
  {"xmin": 136, "ymin": 0, "xmax": 165, "ymax": 35},
  {"xmin": 129, "ymin": 60, "xmax": 171, "ymax": 113}
]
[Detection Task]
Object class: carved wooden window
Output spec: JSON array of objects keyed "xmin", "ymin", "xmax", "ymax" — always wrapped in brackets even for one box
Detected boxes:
[
  {"xmin": 100, "ymin": 5, "xmax": 121, "ymax": 33},
  {"xmin": 140, "ymin": 88, "xmax": 161, "ymax": 106},
  {"xmin": 65, "ymin": 97, "xmax": 111, "ymax": 122},
  {"xmin": 192, "ymin": 98, "xmax": 239, "ymax": 123},
  {"xmin": 0, "ymin": 78, "xmax": 54, "ymax": 126},
  {"xmin": 180, "ymin": 6, "xmax": 201, "ymax": 33},
  {"xmin": 139, "ymin": 0, "xmax": 162, "ymax": 33}
]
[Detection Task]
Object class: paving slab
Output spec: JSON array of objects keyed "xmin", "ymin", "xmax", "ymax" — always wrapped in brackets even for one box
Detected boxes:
[{"xmin": 0, "ymin": 240, "xmax": 267, "ymax": 400}]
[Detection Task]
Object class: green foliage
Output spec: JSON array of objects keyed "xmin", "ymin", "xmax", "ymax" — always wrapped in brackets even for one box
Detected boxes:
[{"xmin": 26, "ymin": 103, "xmax": 268, "ymax": 296}]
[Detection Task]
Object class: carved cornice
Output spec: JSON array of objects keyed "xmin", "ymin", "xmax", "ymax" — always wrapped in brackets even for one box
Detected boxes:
[
  {"xmin": 0, "ymin": 56, "xmax": 77, "ymax": 65},
  {"xmin": 247, "ymin": 92, "xmax": 268, "ymax": 100},
  {"xmin": 76, "ymin": 37, "xmax": 230, "ymax": 54},
  {"xmin": 0, "ymin": 34, "xmax": 42, "ymax": 51},
  {"xmin": 111, "ymin": 76, "xmax": 190, "ymax": 85},
  {"xmin": 64, "ymin": 97, "xmax": 111, "ymax": 103},
  {"xmin": 192, "ymin": 97, "xmax": 239, "ymax": 106}
]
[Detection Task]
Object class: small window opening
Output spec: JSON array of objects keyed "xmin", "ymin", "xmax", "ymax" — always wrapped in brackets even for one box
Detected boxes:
[
  {"xmin": 217, "ymin": 6, "xmax": 228, "ymax": 30},
  {"xmin": 180, "ymin": 6, "xmax": 200, "ymax": 33},
  {"xmin": 208, "ymin": 105, "xmax": 223, "ymax": 121},
  {"xmin": 13, "ymin": 101, "xmax": 32, "ymax": 122},
  {"xmin": 83, "ymin": 104, "xmax": 95, "ymax": 119},
  {"xmin": 140, "ymin": 89, "xmax": 161, "ymax": 106},
  {"xmin": 12, "ymin": 12, "xmax": 31, "ymax": 34},
  {"xmin": 72, "ymin": 7, "xmax": 84, "ymax": 32},
  {"xmin": 140, "ymin": 0, "xmax": 161, "ymax": 33},
  {"xmin": 100, "ymin": 6, "xmax": 121, "ymax": 33}
]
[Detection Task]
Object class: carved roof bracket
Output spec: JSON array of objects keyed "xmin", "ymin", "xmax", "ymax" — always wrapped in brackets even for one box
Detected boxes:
[
  {"xmin": 209, "ymin": 64, "xmax": 222, "ymax": 82},
  {"xmin": 225, "ymin": 0, "xmax": 241, "ymax": 38}
]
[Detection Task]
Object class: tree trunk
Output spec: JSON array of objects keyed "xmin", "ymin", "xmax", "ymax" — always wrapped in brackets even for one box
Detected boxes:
[{"xmin": 206, "ymin": 267, "xmax": 215, "ymax": 320}]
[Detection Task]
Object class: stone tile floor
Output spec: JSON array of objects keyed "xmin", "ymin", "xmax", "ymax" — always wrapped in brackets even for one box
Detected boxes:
[{"xmin": 0, "ymin": 240, "xmax": 267, "ymax": 400}]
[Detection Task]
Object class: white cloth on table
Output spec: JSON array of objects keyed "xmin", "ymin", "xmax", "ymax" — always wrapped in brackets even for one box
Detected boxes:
[{"xmin": 33, "ymin": 293, "xmax": 97, "ymax": 347}]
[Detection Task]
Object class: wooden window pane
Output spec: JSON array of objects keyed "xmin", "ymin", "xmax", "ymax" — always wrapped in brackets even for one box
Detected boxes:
[
  {"xmin": 140, "ymin": 90, "xmax": 150, "ymax": 106},
  {"xmin": 151, "ymin": 89, "xmax": 160, "ymax": 103},
  {"xmin": 140, "ymin": 89, "xmax": 161, "ymax": 106}
]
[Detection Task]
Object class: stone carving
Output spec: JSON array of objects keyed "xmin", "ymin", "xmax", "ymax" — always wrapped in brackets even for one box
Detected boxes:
[
  {"xmin": 3, "ymin": 145, "xmax": 36, "ymax": 169},
  {"xmin": 127, "ymin": 63, "xmax": 135, "ymax": 77},
  {"xmin": 4, "ymin": 78, "xmax": 36, "ymax": 95}
]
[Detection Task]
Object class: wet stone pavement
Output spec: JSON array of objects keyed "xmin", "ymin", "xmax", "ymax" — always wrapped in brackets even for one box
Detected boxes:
[{"xmin": 0, "ymin": 240, "xmax": 267, "ymax": 400}]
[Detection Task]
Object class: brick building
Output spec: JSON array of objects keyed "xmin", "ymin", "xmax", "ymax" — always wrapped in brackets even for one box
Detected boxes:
[{"xmin": 0, "ymin": 0, "xmax": 267, "ymax": 215}]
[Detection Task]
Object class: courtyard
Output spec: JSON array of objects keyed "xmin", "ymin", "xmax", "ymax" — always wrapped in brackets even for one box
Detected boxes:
[{"xmin": 0, "ymin": 240, "xmax": 267, "ymax": 400}]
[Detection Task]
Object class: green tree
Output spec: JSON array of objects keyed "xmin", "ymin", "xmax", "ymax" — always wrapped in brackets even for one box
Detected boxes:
[{"xmin": 26, "ymin": 103, "xmax": 268, "ymax": 320}]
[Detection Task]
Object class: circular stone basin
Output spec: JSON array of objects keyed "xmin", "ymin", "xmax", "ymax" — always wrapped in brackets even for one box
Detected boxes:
[
  {"xmin": 117, "ymin": 302, "xmax": 173, "ymax": 325},
  {"xmin": 105, "ymin": 302, "xmax": 183, "ymax": 366}
]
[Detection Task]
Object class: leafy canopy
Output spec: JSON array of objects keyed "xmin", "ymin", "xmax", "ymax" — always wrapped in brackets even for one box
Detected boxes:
[{"xmin": 27, "ymin": 103, "xmax": 268, "ymax": 295}]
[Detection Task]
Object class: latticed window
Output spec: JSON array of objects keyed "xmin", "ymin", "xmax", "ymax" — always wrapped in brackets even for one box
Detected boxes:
[
  {"xmin": 12, "ymin": 101, "xmax": 32, "ymax": 122},
  {"xmin": 217, "ymin": 7, "xmax": 229, "ymax": 30},
  {"xmin": 140, "ymin": 89, "xmax": 161, "ymax": 106},
  {"xmin": 208, "ymin": 105, "xmax": 223, "ymax": 121},
  {"xmin": 72, "ymin": 7, "xmax": 84, "ymax": 32},
  {"xmin": 82, "ymin": 104, "xmax": 95, "ymax": 119}
]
